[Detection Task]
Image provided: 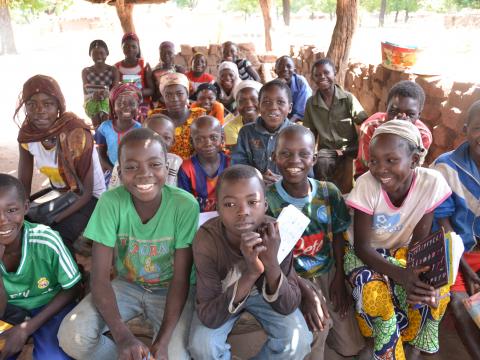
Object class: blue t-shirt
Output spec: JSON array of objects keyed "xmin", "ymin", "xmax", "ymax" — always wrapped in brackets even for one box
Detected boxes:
[{"xmin": 94, "ymin": 120, "xmax": 141, "ymax": 165}]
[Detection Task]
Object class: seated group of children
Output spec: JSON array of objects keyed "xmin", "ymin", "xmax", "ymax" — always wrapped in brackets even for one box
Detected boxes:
[{"xmin": 5, "ymin": 38, "xmax": 480, "ymax": 360}]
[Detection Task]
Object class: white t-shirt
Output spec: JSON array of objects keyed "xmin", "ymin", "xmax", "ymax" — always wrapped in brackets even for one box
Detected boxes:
[
  {"xmin": 22, "ymin": 142, "xmax": 106, "ymax": 199},
  {"xmin": 346, "ymin": 167, "xmax": 451, "ymax": 250}
]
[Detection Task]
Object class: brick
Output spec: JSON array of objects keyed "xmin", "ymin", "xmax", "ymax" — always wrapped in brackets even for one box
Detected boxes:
[
  {"xmin": 258, "ymin": 54, "xmax": 277, "ymax": 63},
  {"xmin": 425, "ymin": 144, "xmax": 448, "ymax": 165},
  {"xmin": 208, "ymin": 44, "xmax": 221, "ymax": 56},
  {"xmin": 192, "ymin": 46, "xmax": 208, "ymax": 55},
  {"xmin": 358, "ymin": 91, "xmax": 378, "ymax": 116},
  {"xmin": 344, "ymin": 71, "xmax": 355, "ymax": 91},
  {"xmin": 458, "ymin": 85, "xmax": 480, "ymax": 111},
  {"xmin": 440, "ymin": 103, "xmax": 464, "ymax": 132},
  {"xmin": 174, "ymin": 54, "xmax": 187, "ymax": 68},
  {"xmin": 432, "ymin": 124, "xmax": 455, "ymax": 149},
  {"xmin": 206, "ymin": 55, "xmax": 219, "ymax": 67},
  {"xmin": 372, "ymin": 80, "xmax": 383, "ymax": 99},
  {"xmin": 180, "ymin": 45, "xmax": 193, "ymax": 56},
  {"xmin": 452, "ymin": 81, "xmax": 472, "ymax": 93},
  {"xmin": 238, "ymin": 42, "xmax": 256, "ymax": 52},
  {"xmin": 420, "ymin": 96, "xmax": 443, "ymax": 126},
  {"xmin": 415, "ymin": 76, "xmax": 451, "ymax": 100}
]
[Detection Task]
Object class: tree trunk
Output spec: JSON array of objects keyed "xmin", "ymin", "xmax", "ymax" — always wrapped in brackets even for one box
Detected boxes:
[
  {"xmin": 0, "ymin": 0, "xmax": 17, "ymax": 55},
  {"xmin": 259, "ymin": 0, "xmax": 273, "ymax": 51},
  {"xmin": 327, "ymin": 0, "xmax": 358, "ymax": 87},
  {"xmin": 282, "ymin": 0, "xmax": 290, "ymax": 26},
  {"xmin": 395, "ymin": 10, "xmax": 399, "ymax": 23},
  {"xmin": 405, "ymin": 9, "xmax": 409, "ymax": 23},
  {"xmin": 379, "ymin": 0, "xmax": 386, "ymax": 27},
  {"xmin": 115, "ymin": 0, "xmax": 135, "ymax": 34}
]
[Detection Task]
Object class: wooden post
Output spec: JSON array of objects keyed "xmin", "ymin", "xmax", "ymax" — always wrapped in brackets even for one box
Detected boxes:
[
  {"xmin": 115, "ymin": 0, "xmax": 135, "ymax": 34},
  {"xmin": 259, "ymin": 0, "xmax": 273, "ymax": 52},
  {"xmin": 326, "ymin": 0, "xmax": 358, "ymax": 87}
]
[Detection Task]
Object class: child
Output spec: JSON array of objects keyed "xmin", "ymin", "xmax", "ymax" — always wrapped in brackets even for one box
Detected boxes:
[
  {"xmin": 266, "ymin": 126, "xmax": 365, "ymax": 359},
  {"xmin": 344, "ymin": 120, "xmax": 452, "ymax": 359},
  {"xmin": 186, "ymin": 53, "xmax": 215, "ymax": 94},
  {"xmin": 144, "ymin": 113, "xmax": 183, "ymax": 186},
  {"xmin": 224, "ymin": 80, "xmax": 262, "ymax": 149},
  {"xmin": 82, "ymin": 39, "xmax": 120, "ymax": 128},
  {"xmin": 188, "ymin": 164, "xmax": 312, "ymax": 359},
  {"xmin": 215, "ymin": 61, "xmax": 241, "ymax": 115},
  {"xmin": 115, "ymin": 33, "xmax": 154, "ymax": 121},
  {"xmin": 0, "ymin": 174, "xmax": 81, "ymax": 359},
  {"xmin": 222, "ymin": 41, "xmax": 261, "ymax": 81},
  {"xmin": 303, "ymin": 58, "xmax": 368, "ymax": 194},
  {"xmin": 178, "ymin": 116, "xmax": 229, "ymax": 212},
  {"xmin": 151, "ymin": 41, "xmax": 186, "ymax": 105},
  {"xmin": 95, "ymin": 83, "xmax": 142, "ymax": 185},
  {"xmin": 431, "ymin": 100, "xmax": 480, "ymax": 358},
  {"xmin": 274, "ymin": 55, "xmax": 312, "ymax": 123},
  {"xmin": 191, "ymin": 83, "xmax": 225, "ymax": 124},
  {"xmin": 232, "ymin": 79, "xmax": 294, "ymax": 185},
  {"xmin": 355, "ymin": 80, "xmax": 433, "ymax": 179},
  {"xmin": 58, "ymin": 128, "xmax": 199, "ymax": 360}
]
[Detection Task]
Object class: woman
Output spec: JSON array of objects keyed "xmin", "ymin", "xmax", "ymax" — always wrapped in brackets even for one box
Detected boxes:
[
  {"xmin": 215, "ymin": 61, "xmax": 241, "ymax": 116},
  {"xmin": 156, "ymin": 72, "xmax": 206, "ymax": 159},
  {"xmin": 15, "ymin": 75, "xmax": 105, "ymax": 249}
]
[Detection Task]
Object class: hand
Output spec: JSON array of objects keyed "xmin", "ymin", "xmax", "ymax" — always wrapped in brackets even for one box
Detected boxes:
[
  {"xmin": 240, "ymin": 231, "xmax": 266, "ymax": 276},
  {"xmin": 464, "ymin": 268, "xmax": 480, "ymax": 296},
  {"xmin": 0, "ymin": 325, "xmax": 29, "ymax": 360},
  {"xmin": 399, "ymin": 266, "xmax": 436, "ymax": 307},
  {"xmin": 150, "ymin": 340, "xmax": 168, "ymax": 360},
  {"xmin": 257, "ymin": 222, "xmax": 281, "ymax": 270},
  {"xmin": 329, "ymin": 272, "xmax": 351, "ymax": 318},
  {"xmin": 93, "ymin": 89, "xmax": 107, "ymax": 101},
  {"xmin": 262, "ymin": 170, "xmax": 281, "ymax": 186},
  {"xmin": 300, "ymin": 285, "xmax": 330, "ymax": 332},
  {"xmin": 117, "ymin": 333, "xmax": 150, "ymax": 360}
]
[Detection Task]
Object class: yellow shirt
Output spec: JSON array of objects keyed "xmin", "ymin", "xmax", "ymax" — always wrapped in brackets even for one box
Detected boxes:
[{"xmin": 223, "ymin": 115, "xmax": 245, "ymax": 146}]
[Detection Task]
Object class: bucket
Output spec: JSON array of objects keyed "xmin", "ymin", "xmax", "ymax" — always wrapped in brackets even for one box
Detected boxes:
[{"xmin": 381, "ymin": 41, "xmax": 418, "ymax": 71}]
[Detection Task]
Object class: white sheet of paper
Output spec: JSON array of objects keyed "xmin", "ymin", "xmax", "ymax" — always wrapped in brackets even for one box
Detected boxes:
[
  {"xmin": 449, "ymin": 232, "xmax": 465, "ymax": 283},
  {"xmin": 198, "ymin": 211, "xmax": 219, "ymax": 228},
  {"xmin": 276, "ymin": 205, "xmax": 311, "ymax": 263}
]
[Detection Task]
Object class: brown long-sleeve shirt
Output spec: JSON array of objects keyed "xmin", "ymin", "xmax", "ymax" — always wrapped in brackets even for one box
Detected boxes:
[{"xmin": 193, "ymin": 216, "xmax": 301, "ymax": 329}]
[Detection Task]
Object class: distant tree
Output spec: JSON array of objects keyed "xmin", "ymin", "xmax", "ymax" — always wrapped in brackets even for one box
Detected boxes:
[
  {"xmin": 452, "ymin": 0, "xmax": 480, "ymax": 8},
  {"xmin": 388, "ymin": 0, "xmax": 420, "ymax": 22},
  {"xmin": 174, "ymin": 0, "xmax": 198, "ymax": 9},
  {"xmin": 226, "ymin": 0, "xmax": 259, "ymax": 19},
  {"xmin": 379, "ymin": 0, "xmax": 386, "ymax": 26},
  {"xmin": 259, "ymin": 0, "xmax": 273, "ymax": 51}
]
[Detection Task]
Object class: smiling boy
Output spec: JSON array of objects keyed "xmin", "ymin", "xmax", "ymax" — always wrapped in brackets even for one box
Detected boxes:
[{"xmin": 59, "ymin": 128, "xmax": 199, "ymax": 360}]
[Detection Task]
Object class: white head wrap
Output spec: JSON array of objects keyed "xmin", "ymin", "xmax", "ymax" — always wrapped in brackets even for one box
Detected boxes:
[
  {"xmin": 232, "ymin": 80, "xmax": 263, "ymax": 101},
  {"xmin": 217, "ymin": 61, "xmax": 241, "ymax": 102}
]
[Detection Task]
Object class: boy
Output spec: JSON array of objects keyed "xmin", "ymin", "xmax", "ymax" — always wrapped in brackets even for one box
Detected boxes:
[
  {"xmin": 432, "ymin": 100, "xmax": 480, "ymax": 358},
  {"xmin": 188, "ymin": 164, "xmax": 312, "ymax": 359},
  {"xmin": 274, "ymin": 55, "xmax": 312, "ymax": 123},
  {"xmin": 144, "ymin": 113, "xmax": 183, "ymax": 186},
  {"xmin": 0, "ymin": 174, "xmax": 80, "ymax": 359},
  {"xmin": 222, "ymin": 41, "xmax": 261, "ymax": 82},
  {"xmin": 232, "ymin": 79, "xmax": 294, "ymax": 185},
  {"xmin": 267, "ymin": 126, "xmax": 365, "ymax": 359},
  {"xmin": 58, "ymin": 128, "xmax": 199, "ymax": 360},
  {"xmin": 354, "ymin": 80, "xmax": 432, "ymax": 178},
  {"xmin": 178, "ymin": 116, "xmax": 229, "ymax": 212}
]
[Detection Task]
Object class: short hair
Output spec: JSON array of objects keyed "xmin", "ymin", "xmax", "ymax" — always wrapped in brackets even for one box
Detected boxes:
[
  {"xmin": 89, "ymin": 39, "xmax": 109, "ymax": 56},
  {"xmin": 259, "ymin": 79, "xmax": 292, "ymax": 104},
  {"xmin": 216, "ymin": 165, "xmax": 265, "ymax": 199},
  {"xmin": 118, "ymin": 128, "xmax": 167, "ymax": 163},
  {"xmin": 312, "ymin": 58, "xmax": 336, "ymax": 74},
  {"xmin": 190, "ymin": 115, "xmax": 222, "ymax": 135},
  {"xmin": 275, "ymin": 125, "xmax": 316, "ymax": 152},
  {"xmin": 387, "ymin": 81, "xmax": 426, "ymax": 112},
  {"xmin": 275, "ymin": 55, "xmax": 294, "ymax": 69},
  {"xmin": 466, "ymin": 100, "xmax": 480, "ymax": 126},
  {"xmin": 0, "ymin": 174, "xmax": 26, "ymax": 203},
  {"xmin": 195, "ymin": 83, "xmax": 220, "ymax": 100},
  {"xmin": 222, "ymin": 41, "xmax": 236, "ymax": 49},
  {"xmin": 144, "ymin": 113, "xmax": 175, "ymax": 133}
]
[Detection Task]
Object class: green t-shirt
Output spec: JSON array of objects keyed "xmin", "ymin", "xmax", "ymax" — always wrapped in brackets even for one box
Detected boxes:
[
  {"xmin": 0, "ymin": 221, "xmax": 81, "ymax": 310},
  {"xmin": 266, "ymin": 178, "xmax": 350, "ymax": 277},
  {"xmin": 84, "ymin": 185, "xmax": 199, "ymax": 288}
]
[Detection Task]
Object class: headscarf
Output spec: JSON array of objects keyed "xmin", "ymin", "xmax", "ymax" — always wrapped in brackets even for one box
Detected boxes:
[
  {"xmin": 217, "ymin": 61, "xmax": 241, "ymax": 102},
  {"xmin": 109, "ymin": 83, "xmax": 142, "ymax": 121},
  {"xmin": 15, "ymin": 75, "xmax": 93, "ymax": 192},
  {"xmin": 160, "ymin": 41, "xmax": 174, "ymax": 50},
  {"xmin": 121, "ymin": 32, "xmax": 141, "ymax": 59},
  {"xmin": 233, "ymin": 80, "xmax": 263, "ymax": 101},
  {"xmin": 159, "ymin": 72, "xmax": 190, "ymax": 97},
  {"xmin": 372, "ymin": 119, "xmax": 426, "ymax": 165}
]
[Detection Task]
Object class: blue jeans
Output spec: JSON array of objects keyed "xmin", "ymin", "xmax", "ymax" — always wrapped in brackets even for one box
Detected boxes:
[
  {"xmin": 188, "ymin": 292, "xmax": 312, "ymax": 360},
  {"xmin": 58, "ymin": 278, "xmax": 194, "ymax": 360}
]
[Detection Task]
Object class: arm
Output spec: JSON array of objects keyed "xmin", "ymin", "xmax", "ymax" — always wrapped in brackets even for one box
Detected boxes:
[
  {"xmin": 350, "ymin": 94, "xmax": 368, "ymax": 125},
  {"xmin": 91, "ymin": 243, "xmax": 150, "ymax": 358},
  {"xmin": 329, "ymin": 232, "xmax": 350, "ymax": 317},
  {"xmin": 81, "ymin": 68, "xmax": 88, "ymax": 90},
  {"xmin": 298, "ymin": 276, "xmax": 329, "ymax": 332},
  {"xmin": 111, "ymin": 66, "xmax": 121, "ymax": 87},
  {"xmin": 246, "ymin": 65, "xmax": 261, "ymax": 82},
  {"xmin": 142, "ymin": 63, "xmax": 154, "ymax": 98},
  {"xmin": 17, "ymin": 145, "xmax": 34, "ymax": 196},
  {"xmin": 0, "ymin": 285, "xmax": 80, "ymax": 359},
  {"xmin": 302, "ymin": 99, "xmax": 318, "ymax": 141},
  {"xmin": 97, "ymin": 146, "xmax": 114, "ymax": 173},
  {"xmin": 150, "ymin": 248, "xmax": 192, "ymax": 359}
]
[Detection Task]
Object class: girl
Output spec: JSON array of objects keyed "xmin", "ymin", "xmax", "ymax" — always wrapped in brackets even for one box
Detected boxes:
[
  {"xmin": 191, "ymin": 83, "xmax": 224, "ymax": 124},
  {"xmin": 222, "ymin": 41, "xmax": 260, "ymax": 81},
  {"xmin": 186, "ymin": 53, "xmax": 215, "ymax": 95},
  {"xmin": 215, "ymin": 61, "xmax": 241, "ymax": 116},
  {"xmin": 15, "ymin": 75, "xmax": 106, "ymax": 249},
  {"xmin": 303, "ymin": 58, "xmax": 368, "ymax": 194},
  {"xmin": 156, "ymin": 72, "xmax": 206, "ymax": 159},
  {"xmin": 115, "ymin": 33, "xmax": 153, "ymax": 121},
  {"xmin": 82, "ymin": 39, "xmax": 119, "ymax": 128},
  {"xmin": 95, "ymin": 83, "xmax": 142, "ymax": 187},
  {"xmin": 344, "ymin": 120, "xmax": 452, "ymax": 360}
]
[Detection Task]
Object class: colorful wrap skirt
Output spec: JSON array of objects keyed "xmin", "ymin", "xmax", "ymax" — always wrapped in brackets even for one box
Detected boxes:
[{"xmin": 344, "ymin": 246, "xmax": 450, "ymax": 360}]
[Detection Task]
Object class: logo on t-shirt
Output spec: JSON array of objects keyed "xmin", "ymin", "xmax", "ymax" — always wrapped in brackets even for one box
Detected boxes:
[
  {"xmin": 37, "ymin": 277, "xmax": 49, "ymax": 289},
  {"xmin": 317, "ymin": 205, "xmax": 329, "ymax": 223},
  {"xmin": 373, "ymin": 213, "xmax": 403, "ymax": 233}
]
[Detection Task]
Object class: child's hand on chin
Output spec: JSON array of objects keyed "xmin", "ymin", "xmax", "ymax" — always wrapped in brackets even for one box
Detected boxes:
[
  {"xmin": 257, "ymin": 222, "xmax": 280, "ymax": 270},
  {"xmin": 240, "ymin": 231, "xmax": 266, "ymax": 276},
  {"xmin": 400, "ymin": 266, "xmax": 437, "ymax": 307}
]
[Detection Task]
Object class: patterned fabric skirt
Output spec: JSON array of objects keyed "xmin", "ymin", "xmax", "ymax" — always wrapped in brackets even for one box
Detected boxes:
[{"xmin": 344, "ymin": 246, "xmax": 450, "ymax": 360}]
